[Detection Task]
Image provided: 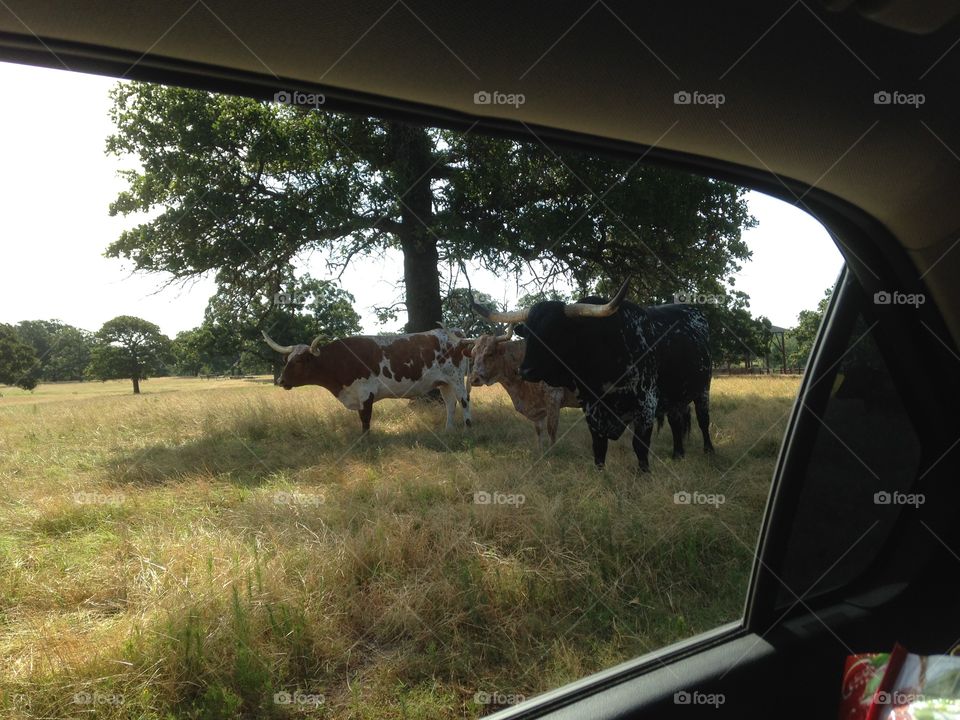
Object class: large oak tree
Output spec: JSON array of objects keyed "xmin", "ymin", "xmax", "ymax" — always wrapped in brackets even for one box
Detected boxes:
[{"xmin": 106, "ymin": 83, "xmax": 754, "ymax": 332}]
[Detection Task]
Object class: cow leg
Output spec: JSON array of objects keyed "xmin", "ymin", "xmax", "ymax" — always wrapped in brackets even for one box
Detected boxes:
[
  {"xmin": 446, "ymin": 373, "xmax": 471, "ymax": 427},
  {"xmin": 534, "ymin": 419, "xmax": 546, "ymax": 450},
  {"xmin": 437, "ymin": 383, "xmax": 457, "ymax": 431},
  {"xmin": 667, "ymin": 409, "xmax": 687, "ymax": 460},
  {"xmin": 546, "ymin": 408, "xmax": 560, "ymax": 447},
  {"xmin": 458, "ymin": 379, "xmax": 472, "ymax": 428},
  {"xmin": 359, "ymin": 394, "xmax": 374, "ymax": 434},
  {"xmin": 694, "ymin": 389, "xmax": 715, "ymax": 454},
  {"xmin": 590, "ymin": 429, "xmax": 609, "ymax": 469},
  {"xmin": 632, "ymin": 420, "xmax": 653, "ymax": 473}
]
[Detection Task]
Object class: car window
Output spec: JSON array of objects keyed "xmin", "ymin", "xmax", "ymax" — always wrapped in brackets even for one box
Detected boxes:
[
  {"xmin": 0, "ymin": 66, "xmax": 844, "ymax": 719},
  {"xmin": 775, "ymin": 285, "xmax": 922, "ymax": 606}
]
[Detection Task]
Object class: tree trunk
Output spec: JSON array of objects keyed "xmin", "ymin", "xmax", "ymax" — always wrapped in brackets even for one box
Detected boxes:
[
  {"xmin": 401, "ymin": 236, "xmax": 442, "ymax": 333},
  {"xmin": 132, "ymin": 376, "xmax": 140, "ymax": 394},
  {"xmin": 389, "ymin": 123, "xmax": 443, "ymax": 333}
]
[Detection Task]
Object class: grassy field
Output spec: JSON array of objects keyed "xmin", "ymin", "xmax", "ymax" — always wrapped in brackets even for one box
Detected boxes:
[{"xmin": 0, "ymin": 374, "xmax": 800, "ymax": 719}]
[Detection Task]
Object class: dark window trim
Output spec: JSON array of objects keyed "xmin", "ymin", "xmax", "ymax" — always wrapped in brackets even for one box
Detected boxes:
[
  {"xmin": 745, "ymin": 267, "xmax": 859, "ymax": 625},
  {"xmin": 484, "ymin": 622, "xmax": 744, "ymax": 720}
]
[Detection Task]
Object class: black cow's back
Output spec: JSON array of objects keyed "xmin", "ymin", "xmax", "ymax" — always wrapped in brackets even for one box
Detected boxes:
[{"xmin": 643, "ymin": 304, "xmax": 712, "ymax": 413}]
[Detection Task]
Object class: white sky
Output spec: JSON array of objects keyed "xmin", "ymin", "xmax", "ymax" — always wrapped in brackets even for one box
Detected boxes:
[{"xmin": 0, "ymin": 62, "xmax": 843, "ymax": 336}]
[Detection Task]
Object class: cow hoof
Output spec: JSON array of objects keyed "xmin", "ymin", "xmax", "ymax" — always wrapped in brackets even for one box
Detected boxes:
[
  {"xmin": 672, "ymin": 452, "xmax": 685, "ymax": 460},
  {"xmin": 465, "ymin": 419, "xmax": 472, "ymax": 427},
  {"xmin": 595, "ymin": 463, "xmax": 605, "ymax": 471},
  {"xmin": 704, "ymin": 446, "xmax": 715, "ymax": 454},
  {"xmin": 638, "ymin": 465, "xmax": 650, "ymax": 473}
]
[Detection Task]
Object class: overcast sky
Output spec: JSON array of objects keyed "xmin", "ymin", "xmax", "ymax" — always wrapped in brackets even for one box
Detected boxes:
[{"xmin": 0, "ymin": 62, "xmax": 843, "ymax": 336}]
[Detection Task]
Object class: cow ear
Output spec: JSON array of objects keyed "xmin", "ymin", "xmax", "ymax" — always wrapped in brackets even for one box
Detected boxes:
[{"xmin": 514, "ymin": 323, "xmax": 529, "ymax": 338}]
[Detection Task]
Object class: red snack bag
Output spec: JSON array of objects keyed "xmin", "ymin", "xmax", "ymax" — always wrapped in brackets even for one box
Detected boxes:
[
  {"xmin": 840, "ymin": 652, "xmax": 892, "ymax": 720},
  {"xmin": 839, "ymin": 644, "xmax": 960, "ymax": 719}
]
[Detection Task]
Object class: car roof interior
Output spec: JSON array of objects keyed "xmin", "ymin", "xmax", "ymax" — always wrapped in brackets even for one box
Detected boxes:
[{"xmin": 3, "ymin": 1, "xmax": 959, "ymax": 717}]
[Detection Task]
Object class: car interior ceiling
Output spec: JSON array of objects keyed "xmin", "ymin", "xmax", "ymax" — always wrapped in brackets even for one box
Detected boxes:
[{"xmin": 3, "ymin": 1, "xmax": 960, "ymax": 718}]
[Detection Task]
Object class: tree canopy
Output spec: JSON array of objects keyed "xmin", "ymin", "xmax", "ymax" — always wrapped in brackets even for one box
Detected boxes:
[
  {"xmin": 443, "ymin": 135, "xmax": 755, "ymax": 302},
  {"xmin": 105, "ymin": 82, "xmax": 755, "ymax": 334}
]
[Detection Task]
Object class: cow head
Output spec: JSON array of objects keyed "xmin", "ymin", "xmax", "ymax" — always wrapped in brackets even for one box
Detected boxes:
[
  {"xmin": 472, "ymin": 281, "xmax": 630, "ymax": 390},
  {"xmin": 466, "ymin": 328, "xmax": 515, "ymax": 386},
  {"xmin": 262, "ymin": 331, "xmax": 324, "ymax": 389},
  {"xmin": 513, "ymin": 304, "xmax": 579, "ymax": 387}
]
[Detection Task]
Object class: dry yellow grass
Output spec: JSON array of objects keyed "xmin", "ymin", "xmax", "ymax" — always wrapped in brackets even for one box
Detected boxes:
[{"xmin": 0, "ymin": 375, "xmax": 799, "ymax": 719}]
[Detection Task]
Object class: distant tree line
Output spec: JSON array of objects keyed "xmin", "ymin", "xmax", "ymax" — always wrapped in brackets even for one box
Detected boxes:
[
  {"xmin": 0, "ymin": 282, "xmax": 835, "ymax": 393},
  {"xmin": 705, "ymin": 286, "xmax": 833, "ymax": 372},
  {"xmin": 0, "ymin": 316, "xmax": 177, "ymax": 393},
  {"xmin": 0, "ymin": 276, "xmax": 362, "ymax": 393}
]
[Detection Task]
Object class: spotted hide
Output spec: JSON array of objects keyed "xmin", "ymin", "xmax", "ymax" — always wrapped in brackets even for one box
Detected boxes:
[
  {"xmin": 467, "ymin": 335, "xmax": 580, "ymax": 449},
  {"xmin": 510, "ymin": 296, "xmax": 714, "ymax": 472},
  {"xmin": 267, "ymin": 328, "xmax": 472, "ymax": 432}
]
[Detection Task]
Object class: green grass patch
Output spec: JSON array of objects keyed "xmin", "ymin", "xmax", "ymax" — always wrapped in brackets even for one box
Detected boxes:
[{"xmin": 0, "ymin": 375, "xmax": 797, "ymax": 718}]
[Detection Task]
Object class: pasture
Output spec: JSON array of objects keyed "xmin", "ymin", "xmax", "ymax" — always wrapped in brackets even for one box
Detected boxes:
[{"xmin": 0, "ymin": 374, "xmax": 799, "ymax": 719}]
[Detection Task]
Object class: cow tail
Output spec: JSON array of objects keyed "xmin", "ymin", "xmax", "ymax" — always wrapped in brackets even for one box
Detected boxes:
[{"xmin": 656, "ymin": 411, "xmax": 665, "ymax": 433}]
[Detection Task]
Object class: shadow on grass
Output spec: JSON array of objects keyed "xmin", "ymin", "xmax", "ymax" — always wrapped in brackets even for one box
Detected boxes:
[
  {"xmin": 101, "ymin": 405, "xmax": 546, "ymax": 487},
  {"xmin": 100, "ymin": 387, "xmax": 797, "ymax": 488}
]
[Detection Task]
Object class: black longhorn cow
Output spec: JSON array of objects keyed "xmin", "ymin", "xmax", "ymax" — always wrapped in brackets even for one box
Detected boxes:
[{"xmin": 473, "ymin": 282, "xmax": 714, "ymax": 471}]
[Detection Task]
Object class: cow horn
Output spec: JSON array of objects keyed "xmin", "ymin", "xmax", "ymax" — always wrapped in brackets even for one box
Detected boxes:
[
  {"xmin": 471, "ymin": 299, "xmax": 529, "ymax": 324},
  {"xmin": 563, "ymin": 279, "xmax": 630, "ymax": 318},
  {"xmin": 494, "ymin": 324, "xmax": 515, "ymax": 343},
  {"xmin": 309, "ymin": 334, "xmax": 327, "ymax": 355},
  {"xmin": 262, "ymin": 330, "xmax": 294, "ymax": 354}
]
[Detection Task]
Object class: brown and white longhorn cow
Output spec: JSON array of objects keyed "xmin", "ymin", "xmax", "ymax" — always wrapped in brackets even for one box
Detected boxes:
[
  {"xmin": 467, "ymin": 330, "xmax": 579, "ymax": 448},
  {"xmin": 263, "ymin": 328, "xmax": 472, "ymax": 433}
]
